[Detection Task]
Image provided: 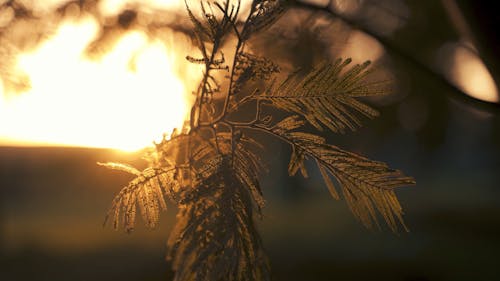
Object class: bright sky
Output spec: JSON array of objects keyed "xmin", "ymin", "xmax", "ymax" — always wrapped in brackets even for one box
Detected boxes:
[{"xmin": 0, "ymin": 8, "xmax": 200, "ymax": 151}]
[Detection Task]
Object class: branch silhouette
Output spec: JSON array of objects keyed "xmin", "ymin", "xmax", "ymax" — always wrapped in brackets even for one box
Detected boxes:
[{"xmin": 101, "ymin": 1, "xmax": 415, "ymax": 280}]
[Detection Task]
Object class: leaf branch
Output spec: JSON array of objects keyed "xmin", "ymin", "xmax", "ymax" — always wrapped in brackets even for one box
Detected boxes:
[{"xmin": 230, "ymin": 119, "xmax": 414, "ymax": 232}]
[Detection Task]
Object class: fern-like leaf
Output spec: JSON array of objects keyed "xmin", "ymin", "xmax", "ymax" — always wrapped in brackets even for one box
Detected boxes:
[
  {"xmin": 229, "ymin": 133, "xmax": 266, "ymax": 209},
  {"xmin": 265, "ymin": 120, "xmax": 415, "ymax": 232},
  {"xmin": 103, "ymin": 166, "xmax": 179, "ymax": 232},
  {"xmin": 231, "ymin": 52, "xmax": 280, "ymax": 96},
  {"xmin": 260, "ymin": 59, "xmax": 387, "ymax": 133},
  {"xmin": 168, "ymin": 156, "xmax": 269, "ymax": 281}
]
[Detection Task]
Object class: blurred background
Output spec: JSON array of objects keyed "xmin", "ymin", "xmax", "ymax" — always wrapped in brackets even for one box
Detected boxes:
[{"xmin": 1, "ymin": 0, "xmax": 500, "ymax": 280}]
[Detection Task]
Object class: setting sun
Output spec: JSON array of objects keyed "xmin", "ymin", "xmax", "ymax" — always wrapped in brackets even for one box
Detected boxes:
[{"xmin": 0, "ymin": 15, "xmax": 198, "ymax": 151}]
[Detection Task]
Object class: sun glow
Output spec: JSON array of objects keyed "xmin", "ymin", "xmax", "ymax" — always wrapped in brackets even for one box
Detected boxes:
[
  {"xmin": 0, "ymin": 15, "xmax": 199, "ymax": 151},
  {"xmin": 99, "ymin": 0, "xmax": 185, "ymax": 15}
]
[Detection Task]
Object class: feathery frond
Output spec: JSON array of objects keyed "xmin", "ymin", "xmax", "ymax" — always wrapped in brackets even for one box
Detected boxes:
[
  {"xmin": 185, "ymin": 0, "xmax": 239, "ymax": 44},
  {"xmin": 104, "ymin": 166, "xmax": 179, "ymax": 232},
  {"xmin": 168, "ymin": 157, "xmax": 269, "ymax": 281},
  {"xmin": 219, "ymin": 132, "xmax": 266, "ymax": 209},
  {"xmin": 265, "ymin": 120, "xmax": 415, "ymax": 231},
  {"xmin": 231, "ymin": 52, "xmax": 280, "ymax": 95},
  {"xmin": 260, "ymin": 59, "xmax": 387, "ymax": 133}
]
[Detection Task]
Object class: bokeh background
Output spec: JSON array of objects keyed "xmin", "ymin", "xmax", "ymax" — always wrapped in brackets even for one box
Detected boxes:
[{"xmin": 1, "ymin": 1, "xmax": 500, "ymax": 280}]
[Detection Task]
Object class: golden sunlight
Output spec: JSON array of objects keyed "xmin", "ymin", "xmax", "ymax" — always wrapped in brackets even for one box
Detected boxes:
[
  {"xmin": 99, "ymin": 0, "xmax": 184, "ymax": 16},
  {"xmin": 0, "ymin": 15, "xmax": 198, "ymax": 151}
]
